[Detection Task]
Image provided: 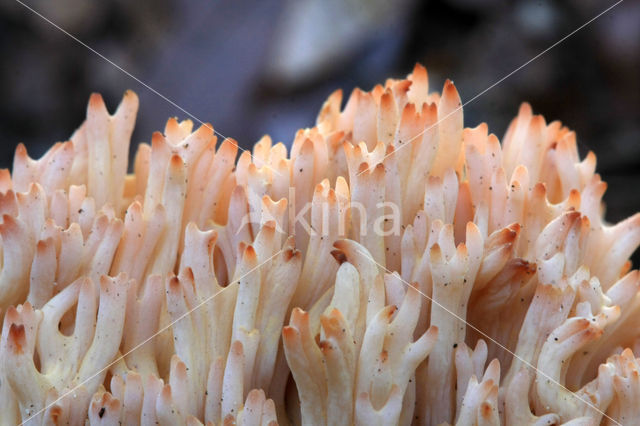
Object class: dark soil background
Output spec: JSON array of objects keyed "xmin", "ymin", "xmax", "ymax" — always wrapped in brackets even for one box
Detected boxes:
[{"xmin": 1, "ymin": 0, "xmax": 638, "ymax": 264}]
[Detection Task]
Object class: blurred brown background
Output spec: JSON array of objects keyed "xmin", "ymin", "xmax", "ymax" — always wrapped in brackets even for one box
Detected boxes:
[{"xmin": 1, "ymin": 0, "xmax": 638, "ymax": 264}]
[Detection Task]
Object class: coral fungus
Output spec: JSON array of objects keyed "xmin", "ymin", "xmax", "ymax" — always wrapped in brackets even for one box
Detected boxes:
[{"xmin": 1, "ymin": 64, "xmax": 639, "ymax": 425}]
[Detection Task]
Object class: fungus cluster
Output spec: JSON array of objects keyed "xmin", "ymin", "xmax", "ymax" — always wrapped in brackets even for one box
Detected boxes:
[{"xmin": 1, "ymin": 65, "xmax": 639, "ymax": 425}]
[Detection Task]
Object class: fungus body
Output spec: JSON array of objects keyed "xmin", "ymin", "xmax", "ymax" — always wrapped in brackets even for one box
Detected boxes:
[{"xmin": 1, "ymin": 65, "xmax": 639, "ymax": 425}]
